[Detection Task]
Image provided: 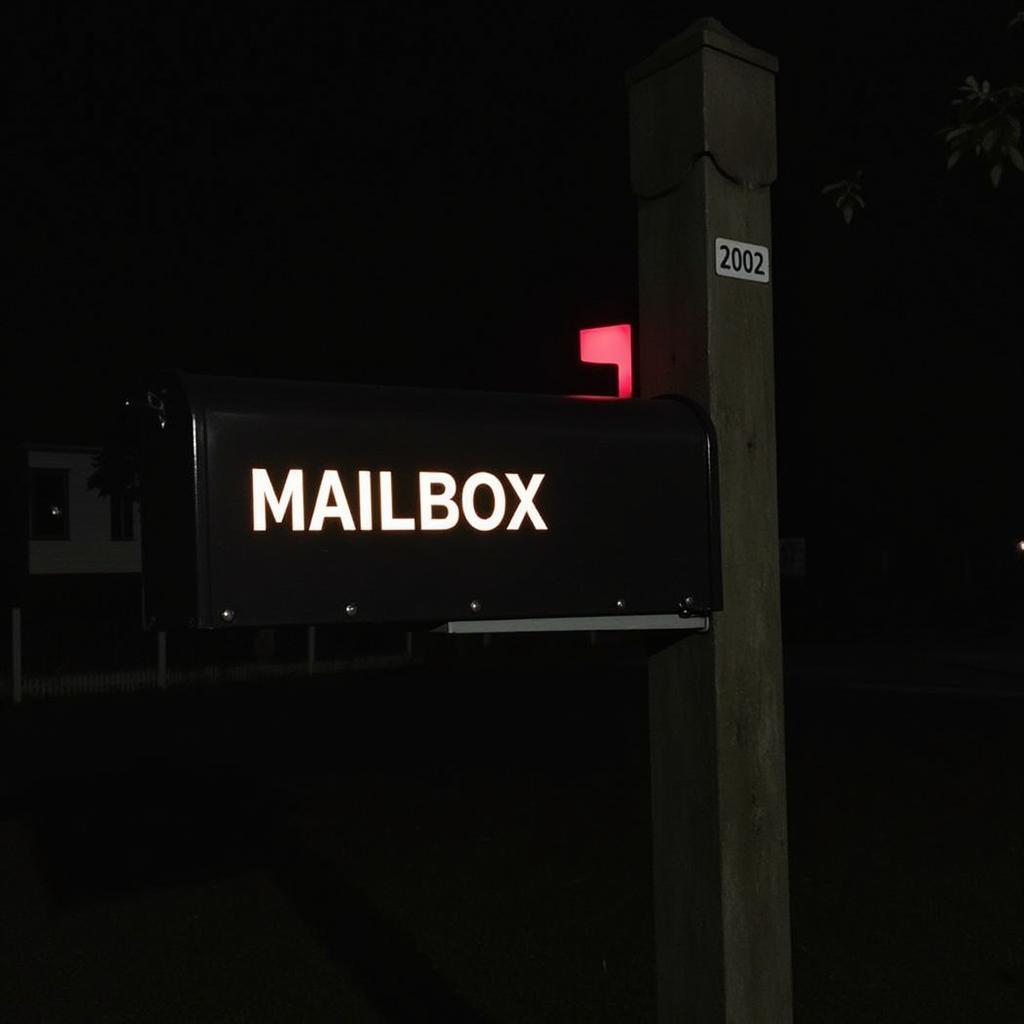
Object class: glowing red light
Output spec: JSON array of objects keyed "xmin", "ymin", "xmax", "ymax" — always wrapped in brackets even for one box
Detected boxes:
[{"xmin": 579, "ymin": 324, "xmax": 633, "ymax": 398}]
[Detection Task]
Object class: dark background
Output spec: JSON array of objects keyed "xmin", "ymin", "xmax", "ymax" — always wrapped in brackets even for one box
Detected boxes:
[{"xmin": 7, "ymin": 1, "xmax": 1024, "ymax": 634}]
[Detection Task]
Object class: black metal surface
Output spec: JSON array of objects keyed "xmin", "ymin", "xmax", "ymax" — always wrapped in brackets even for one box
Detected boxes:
[{"xmin": 140, "ymin": 373, "xmax": 720, "ymax": 629}]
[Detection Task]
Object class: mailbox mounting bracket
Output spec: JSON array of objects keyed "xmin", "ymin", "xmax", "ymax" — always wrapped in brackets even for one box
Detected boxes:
[{"xmin": 436, "ymin": 614, "xmax": 710, "ymax": 634}]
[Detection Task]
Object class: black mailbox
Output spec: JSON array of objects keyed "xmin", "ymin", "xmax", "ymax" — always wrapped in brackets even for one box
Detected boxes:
[{"xmin": 139, "ymin": 373, "xmax": 720, "ymax": 630}]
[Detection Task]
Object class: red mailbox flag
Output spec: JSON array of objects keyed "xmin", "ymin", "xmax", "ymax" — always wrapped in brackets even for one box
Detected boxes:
[{"xmin": 579, "ymin": 324, "xmax": 633, "ymax": 399}]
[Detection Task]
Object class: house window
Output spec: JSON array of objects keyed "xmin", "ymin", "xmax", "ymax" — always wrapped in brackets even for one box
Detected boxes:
[
  {"xmin": 30, "ymin": 468, "xmax": 70, "ymax": 540},
  {"xmin": 110, "ymin": 490, "xmax": 135, "ymax": 541}
]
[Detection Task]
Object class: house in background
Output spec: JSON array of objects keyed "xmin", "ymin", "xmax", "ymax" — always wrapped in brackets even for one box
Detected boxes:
[
  {"xmin": 3, "ymin": 441, "xmax": 149, "ymax": 684},
  {"xmin": 27, "ymin": 443, "xmax": 140, "ymax": 575}
]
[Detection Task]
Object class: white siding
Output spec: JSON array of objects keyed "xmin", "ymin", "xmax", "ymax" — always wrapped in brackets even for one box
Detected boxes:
[{"xmin": 27, "ymin": 448, "xmax": 141, "ymax": 575}]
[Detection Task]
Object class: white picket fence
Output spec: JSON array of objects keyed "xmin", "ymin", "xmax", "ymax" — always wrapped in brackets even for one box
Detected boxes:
[
  {"xmin": 17, "ymin": 653, "xmax": 414, "ymax": 700},
  {"xmin": 4, "ymin": 608, "xmax": 417, "ymax": 703}
]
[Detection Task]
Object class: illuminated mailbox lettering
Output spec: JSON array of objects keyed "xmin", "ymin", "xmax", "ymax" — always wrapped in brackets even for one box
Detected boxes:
[
  {"xmin": 250, "ymin": 469, "xmax": 548, "ymax": 533},
  {"xmin": 140, "ymin": 373, "xmax": 720, "ymax": 629}
]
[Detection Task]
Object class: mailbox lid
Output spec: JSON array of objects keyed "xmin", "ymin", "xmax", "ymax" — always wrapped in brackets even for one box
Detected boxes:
[{"xmin": 141, "ymin": 373, "xmax": 719, "ymax": 628}]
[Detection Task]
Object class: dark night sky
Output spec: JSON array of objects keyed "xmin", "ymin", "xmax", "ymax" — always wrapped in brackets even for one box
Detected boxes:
[{"xmin": 6, "ymin": 3, "xmax": 1023, "ymax": 577}]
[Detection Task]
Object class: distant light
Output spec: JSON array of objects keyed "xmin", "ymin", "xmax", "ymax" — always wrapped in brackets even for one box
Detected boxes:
[
  {"xmin": 49, "ymin": 505, "xmax": 63, "ymax": 518},
  {"xmin": 1017, "ymin": 539, "xmax": 1024, "ymax": 554},
  {"xmin": 579, "ymin": 325, "xmax": 633, "ymax": 399}
]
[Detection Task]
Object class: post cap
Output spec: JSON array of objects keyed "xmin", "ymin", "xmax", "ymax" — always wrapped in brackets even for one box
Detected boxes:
[{"xmin": 628, "ymin": 18, "xmax": 778, "ymax": 84}]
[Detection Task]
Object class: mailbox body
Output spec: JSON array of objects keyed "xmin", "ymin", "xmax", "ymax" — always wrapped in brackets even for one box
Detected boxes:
[{"xmin": 140, "ymin": 374, "xmax": 720, "ymax": 629}]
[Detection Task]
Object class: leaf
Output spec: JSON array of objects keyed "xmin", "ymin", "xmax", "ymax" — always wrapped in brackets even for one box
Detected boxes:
[
  {"xmin": 966, "ymin": 75, "xmax": 979, "ymax": 90},
  {"xmin": 944, "ymin": 126, "xmax": 971, "ymax": 140},
  {"xmin": 1009, "ymin": 11, "xmax": 1024, "ymax": 27},
  {"xmin": 983, "ymin": 129, "xmax": 997, "ymax": 152},
  {"xmin": 1008, "ymin": 145, "xmax": 1024, "ymax": 171},
  {"xmin": 990, "ymin": 161, "xmax": 1004, "ymax": 187},
  {"xmin": 842, "ymin": 203, "xmax": 854, "ymax": 224},
  {"xmin": 947, "ymin": 149, "xmax": 962, "ymax": 169}
]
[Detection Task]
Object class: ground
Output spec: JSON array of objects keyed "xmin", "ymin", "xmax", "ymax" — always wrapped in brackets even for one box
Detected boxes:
[{"xmin": 1, "ymin": 641, "xmax": 1022, "ymax": 1022}]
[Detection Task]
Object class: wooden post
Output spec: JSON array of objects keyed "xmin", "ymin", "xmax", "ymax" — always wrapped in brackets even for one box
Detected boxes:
[
  {"xmin": 11, "ymin": 607, "xmax": 22, "ymax": 704},
  {"xmin": 628, "ymin": 20, "xmax": 792, "ymax": 1023}
]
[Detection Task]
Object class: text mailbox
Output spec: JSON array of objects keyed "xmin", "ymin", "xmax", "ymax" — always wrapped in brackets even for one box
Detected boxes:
[{"xmin": 140, "ymin": 373, "xmax": 720, "ymax": 631}]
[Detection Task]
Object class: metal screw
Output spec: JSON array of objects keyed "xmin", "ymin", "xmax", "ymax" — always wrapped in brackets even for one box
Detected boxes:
[
  {"xmin": 615, "ymin": 599, "xmax": 626, "ymax": 611},
  {"xmin": 683, "ymin": 596, "xmax": 697, "ymax": 612},
  {"xmin": 220, "ymin": 609, "xmax": 235, "ymax": 624},
  {"xmin": 469, "ymin": 600, "xmax": 482, "ymax": 614},
  {"xmin": 345, "ymin": 603, "xmax": 358, "ymax": 617}
]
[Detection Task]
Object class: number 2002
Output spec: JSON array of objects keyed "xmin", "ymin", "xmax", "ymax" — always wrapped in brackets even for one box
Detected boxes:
[{"xmin": 718, "ymin": 243, "xmax": 766, "ymax": 277}]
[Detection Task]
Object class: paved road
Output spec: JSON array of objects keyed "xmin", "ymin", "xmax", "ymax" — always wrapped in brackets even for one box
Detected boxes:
[{"xmin": 786, "ymin": 640, "xmax": 1024, "ymax": 698}]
